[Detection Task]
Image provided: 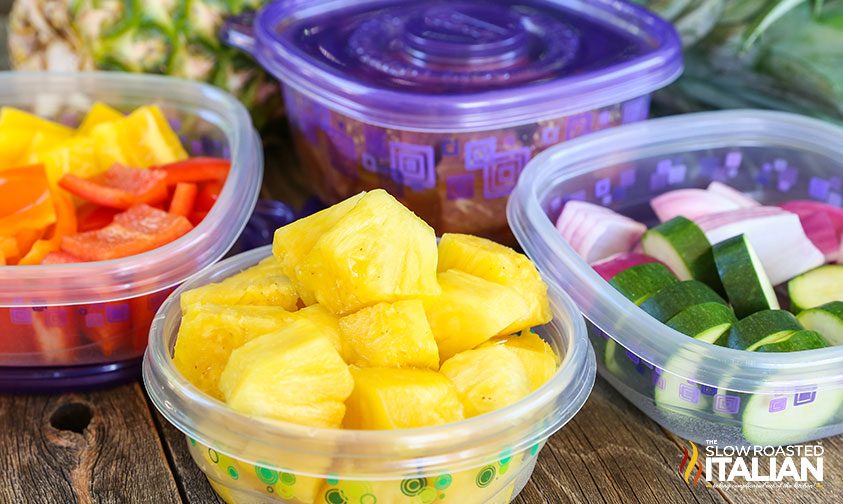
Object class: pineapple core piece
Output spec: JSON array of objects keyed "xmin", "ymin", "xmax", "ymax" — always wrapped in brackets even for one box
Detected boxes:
[
  {"xmin": 219, "ymin": 319, "xmax": 353, "ymax": 428},
  {"xmin": 344, "ymin": 367, "xmax": 464, "ymax": 429},
  {"xmin": 273, "ymin": 192, "xmax": 365, "ymax": 305},
  {"xmin": 438, "ymin": 233, "xmax": 552, "ymax": 334},
  {"xmin": 179, "ymin": 256, "xmax": 299, "ymax": 311},
  {"xmin": 481, "ymin": 331, "xmax": 559, "ymax": 391},
  {"xmin": 173, "ymin": 304, "xmax": 299, "ymax": 399},
  {"xmin": 338, "ymin": 300, "xmax": 439, "ymax": 370},
  {"xmin": 440, "ymin": 345, "xmax": 532, "ymax": 418},
  {"xmin": 423, "ymin": 269, "xmax": 528, "ymax": 361},
  {"xmin": 296, "ymin": 189, "xmax": 440, "ymax": 315}
]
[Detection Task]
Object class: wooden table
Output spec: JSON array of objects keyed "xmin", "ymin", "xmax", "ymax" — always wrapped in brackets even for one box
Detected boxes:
[{"xmin": 1, "ymin": 6, "xmax": 842, "ymax": 503}]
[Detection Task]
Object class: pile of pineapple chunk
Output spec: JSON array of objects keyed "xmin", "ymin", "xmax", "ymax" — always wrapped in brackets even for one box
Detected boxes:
[{"xmin": 173, "ymin": 190, "xmax": 559, "ymax": 430}]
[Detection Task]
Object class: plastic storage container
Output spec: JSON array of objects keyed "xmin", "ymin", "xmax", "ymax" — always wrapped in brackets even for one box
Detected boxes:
[
  {"xmin": 144, "ymin": 245, "xmax": 595, "ymax": 504},
  {"xmin": 0, "ymin": 72, "xmax": 262, "ymax": 392},
  {"xmin": 509, "ymin": 110, "xmax": 843, "ymax": 447},
  {"xmin": 224, "ymin": 0, "xmax": 682, "ymax": 242}
]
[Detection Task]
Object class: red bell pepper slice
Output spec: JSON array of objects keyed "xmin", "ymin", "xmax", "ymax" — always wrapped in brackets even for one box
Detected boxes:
[
  {"xmin": 59, "ymin": 165, "xmax": 167, "ymax": 210},
  {"xmin": 76, "ymin": 204, "xmax": 120, "ymax": 232},
  {"xmin": 195, "ymin": 180, "xmax": 224, "ymax": 212},
  {"xmin": 61, "ymin": 204, "xmax": 193, "ymax": 261},
  {"xmin": 169, "ymin": 182, "xmax": 198, "ymax": 217},
  {"xmin": 41, "ymin": 251, "xmax": 83, "ymax": 264},
  {"xmin": 154, "ymin": 157, "xmax": 230, "ymax": 185}
]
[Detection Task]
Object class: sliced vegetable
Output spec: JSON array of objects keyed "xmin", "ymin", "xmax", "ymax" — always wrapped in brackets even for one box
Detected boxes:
[
  {"xmin": 640, "ymin": 280, "xmax": 727, "ymax": 322},
  {"xmin": 555, "ymin": 201, "xmax": 646, "ymax": 263},
  {"xmin": 727, "ymin": 310, "xmax": 804, "ymax": 351},
  {"xmin": 41, "ymin": 251, "xmax": 82, "ymax": 264},
  {"xmin": 641, "ymin": 216, "xmax": 722, "ymax": 292},
  {"xmin": 59, "ymin": 164, "xmax": 168, "ymax": 210},
  {"xmin": 609, "ymin": 263, "xmax": 678, "ymax": 305},
  {"xmin": 754, "ymin": 330, "xmax": 829, "ymax": 352},
  {"xmin": 666, "ymin": 302, "xmax": 737, "ymax": 345},
  {"xmin": 0, "ymin": 165, "xmax": 56, "ymax": 236},
  {"xmin": 797, "ymin": 211, "xmax": 839, "ymax": 263},
  {"xmin": 742, "ymin": 387, "xmax": 843, "ymax": 447},
  {"xmin": 778, "ymin": 200, "xmax": 843, "ymax": 239},
  {"xmin": 155, "ymin": 157, "xmax": 231, "ymax": 185},
  {"xmin": 651, "ymin": 188, "xmax": 742, "ymax": 222},
  {"xmin": 195, "ymin": 181, "xmax": 224, "ymax": 212},
  {"xmin": 0, "ymin": 237, "xmax": 19, "ymax": 263},
  {"xmin": 61, "ymin": 204, "xmax": 193, "ymax": 261},
  {"xmin": 698, "ymin": 208, "xmax": 824, "ymax": 285},
  {"xmin": 788, "ymin": 265, "xmax": 843, "ymax": 312},
  {"xmin": 592, "ymin": 252, "xmax": 662, "ymax": 281},
  {"xmin": 169, "ymin": 183, "xmax": 198, "ymax": 217},
  {"xmin": 797, "ymin": 302, "xmax": 843, "ymax": 345},
  {"xmin": 707, "ymin": 181, "xmax": 761, "ymax": 208},
  {"xmin": 76, "ymin": 204, "xmax": 119, "ymax": 232},
  {"xmin": 713, "ymin": 234, "xmax": 779, "ymax": 318}
]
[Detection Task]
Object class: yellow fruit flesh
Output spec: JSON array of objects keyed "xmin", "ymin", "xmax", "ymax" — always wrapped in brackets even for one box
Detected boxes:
[
  {"xmin": 90, "ymin": 120, "xmax": 130, "ymax": 170},
  {"xmin": 0, "ymin": 130, "xmax": 35, "ymax": 168},
  {"xmin": 344, "ymin": 367, "xmax": 464, "ymax": 429},
  {"xmin": 37, "ymin": 136, "xmax": 102, "ymax": 184},
  {"xmin": 438, "ymin": 233, "xmax": 552, "ymax": 334},
  {"xmin": 296, "ymin": 304, "xmax": 344, "ymax": 358},
  {"xmin": 440, "ymin": 345, "xmax": 532, "ymax": 418},
  {"xmin": 483, "ymin": 331, "xmax": 559, "ymax": 392},
  {"xmin": 339, "ymin": 300, "xmax": 439, "ymax": 370},
  {"xmin": 219, "ymin": 319, "xmax": 353, "ymax": 428},
  {"xmin": 298, "ymin": 189, "xmax": 440, "ymax": 315},
  {"xmin": 120, "ymin": 105, "xmax": 188, "ymax": 167},
  {"xmin": 423, "ymin": 269, "xmax": 528, "ymax": 361},
  {"xmin": 180, "ymin": 257, "xmax": 299, "ymax": 311},
  {"xmin": 173, "ymin": 304, "xmax": 299, "ymax": 399},
  {"xmin": 273, "ymin": 192, "xmax": 365, "ymax": 305},
  {"xmin": 0, "ymin": 107, "xmax": 74, "ymax": 139},
  {"xmin": 78, "ymin": 102, "xmax": 124, "ymax": 135}
]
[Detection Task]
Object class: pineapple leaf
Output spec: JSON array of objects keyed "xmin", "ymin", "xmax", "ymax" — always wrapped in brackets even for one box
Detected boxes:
[{"xmin": 742, "ymin": 0, "xmax": 810, "ymax": 49}]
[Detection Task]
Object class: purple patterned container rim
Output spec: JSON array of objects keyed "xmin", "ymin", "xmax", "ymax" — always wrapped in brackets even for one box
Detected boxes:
[{"xmin": 246, "ymin": 0, "xmax": 682, "ymax": 131}]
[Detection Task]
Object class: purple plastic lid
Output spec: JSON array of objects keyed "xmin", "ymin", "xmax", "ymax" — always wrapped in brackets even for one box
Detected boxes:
[{"xmin": 247, "ymin": 0, "xmax": 682, "ymax": 131}]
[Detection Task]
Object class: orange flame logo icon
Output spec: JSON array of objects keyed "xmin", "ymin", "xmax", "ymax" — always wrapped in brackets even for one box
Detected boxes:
[{"xmin": 678, "ymin": 441, "xmax": 705, "ymax": 486}]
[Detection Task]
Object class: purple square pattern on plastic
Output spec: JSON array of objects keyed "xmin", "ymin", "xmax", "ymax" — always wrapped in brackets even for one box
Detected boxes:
[
  {"xmin": 794, "ymin": 391, "xmax": 817, "ymax": 406},
  {"xmin": 389, "ymin": 142, "xmax": 436, "ymax": 190},
  {"xmin": 483, "ymin": 147, "xmax": 531, "ymax": 199},
  {"xmin": 678, "ymin": 383, "xmax": 700, "ymax": 404},
  {"xmin": 768, "ymin": 396, "xmax": 788, "ymax": 413},
  {"xmin": 541, "ymin": 126, "xmax": 560, "ymax": 145},
  {"xmin": 85, "ymin": 313, "xmax": 105, "ymax": 328},
  {"xmin": 714, "ymin": 395, "xmax": 740, "ymax": 414},
  {"xmin": 10, "ymin": 308, "xmax": 32, "ymax": 325},
  {"xmin": 700, "ymin": 385, "xmax": 717, "ymax": 396},
  {"xmin": 565, "ymin": 112, "xmax": 592, "ymax": 140},
  {"xmin": 106, "ymin": 303, "xmax": 130, "ymax": 323},
  {"xmin": 464, "ymin": 138, "xmax": 497, "ymax": 171}
]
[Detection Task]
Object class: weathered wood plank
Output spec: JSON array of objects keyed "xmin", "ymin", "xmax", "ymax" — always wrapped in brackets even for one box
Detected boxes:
[
  {"xmin": 513, "ymin": 378, "xmax": 728, "ymax": 504},
  {"xmin": 0, "ymin": 383, "xmax": 181, "ymax": 504}
]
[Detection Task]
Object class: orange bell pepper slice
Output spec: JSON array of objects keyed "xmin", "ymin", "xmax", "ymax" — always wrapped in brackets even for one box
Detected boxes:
[
  {"xmin": 61, "ymin": 204, "xmax": 193, "ymax": 261},
  {"xmin": 59, "ymin": 164, "xmax": 167, "ymax": 210},
  {"xmin": 17, "ymin": 191, "xmax": 78, "ymax": 265},
  {"xmin": 154, "ymin": 157, "xmax": 230, "ymax": 185},
  {"xmin": 0, "ymin": 165, "xmax": 56, "ymax": 237},
  {"xmin": 168, "ymin": 182, "xmax": 198, "ymax": 217}
]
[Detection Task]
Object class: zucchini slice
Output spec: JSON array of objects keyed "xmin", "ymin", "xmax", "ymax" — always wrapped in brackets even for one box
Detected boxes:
[
  {"xmin": 666, "ymin": 302, "xmax": 736, "ymax": 345},
  {"xmin": 742, "ymin": 387, "xmax": 843, "ymax": 446},
  {"xmin": 713, "ymin": 234, "xmax": 779, "ymax": 318},
  {"xmin": 609, "ymin": 263, "xmax": 678, "ymax": 305},
  {"xmin": 788, "ymin": 265, "xmax": 843, "ymax": 313},
  {"xmin": 797, "ymin": 301, "xmax": 843, "ymax": 345},
  {"xmin": 640, "ymin": 280, "xmax": 727, "ymax": 322},
  {"xmin": 726, "ymin": 310, "xmax": 803, "ymax": 351},
  {"xmin": 754, "ymin": 330, "xmax": 829, "ymax": 353},
  {"xmin": 641, "ymin": 216, "xmax": 723, "ymax": 293}
]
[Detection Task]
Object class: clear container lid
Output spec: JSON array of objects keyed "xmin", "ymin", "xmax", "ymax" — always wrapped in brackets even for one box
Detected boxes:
[{"xmin": 249, "ymin": 0, "xmax": 682, "ymax": 131}]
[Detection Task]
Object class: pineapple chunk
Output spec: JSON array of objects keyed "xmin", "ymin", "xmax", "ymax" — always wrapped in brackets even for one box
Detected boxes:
[
  {"xmin": 438, "ymin": 233, "xmax": 552, "ymax": 334},
  {"xmin": 273, "ymin": 192, "xmax": 365, "ymax": 305},
  {"xmin": 344, "ymin": 367, "xmax": 464, "ymax": 429},
  {"xmin": 91, "ymin": 121, "xmax": 130, "ymax": 170},
  {"xmin": 482, "ymin": 331, "xmax": 559, "ymax": 391},
  {"xmin": 338, "ymin": 300, "xmax": 439, "ymax": 370},
  {"xmin": 180, "ymin": 257, "xmax": 299, "ymax": 311},
  {"xmin": 173, "ymin": 304, "xmax": 299, "ymax": 399},
  {"xmin": 423, "ymin": 269, "xmax": 528, "ymax": 361},
  {"xmin": 0, "ymin": 130, "xmax": 35, "ymax": 168},
  {"xmin": 440, "ymin": 345, "xmax": 531, "ymax": 418},
  {"xmin": 0, "ymin": 107, "xmax": 74, "ymax": 139},
  {"xmin": 120, "ymin": 105, "xmax": 188, "ymax": 167},
  {"xmin": 297, "ymin": 190, "xmax": 440, "ymax": 315},
  {"xmin": 219, "ymin": 319, "xmax": 353, "ymax": 428},
  {"xmin": 297, "ymin": 304, "xmax": 344, "ymax": 358},
  {"xmin": 78, "ymin": 102, "xmax": 124, "ymax": 135}
]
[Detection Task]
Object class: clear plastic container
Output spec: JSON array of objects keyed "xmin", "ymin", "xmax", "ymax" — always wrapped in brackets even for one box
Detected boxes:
[
  {"xmin": 223, "ymin": 0, "xmax": 682, "ymax": 243},
  {"xmin": 0, "ymin": 71, "xmax": 263, "ymax": 392},
  {"xmin": 508, "ymin": 110, "xmax": 843, "ymax": 447},
  {"xmin": 143, "ymin": 245, "xmax": 595, "ymax": 503}
]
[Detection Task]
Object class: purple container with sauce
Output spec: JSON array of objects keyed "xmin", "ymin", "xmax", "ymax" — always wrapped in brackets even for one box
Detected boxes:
[{"xmin": 228, "ymin": 0, "xmax": 682, "ymax": 242}]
